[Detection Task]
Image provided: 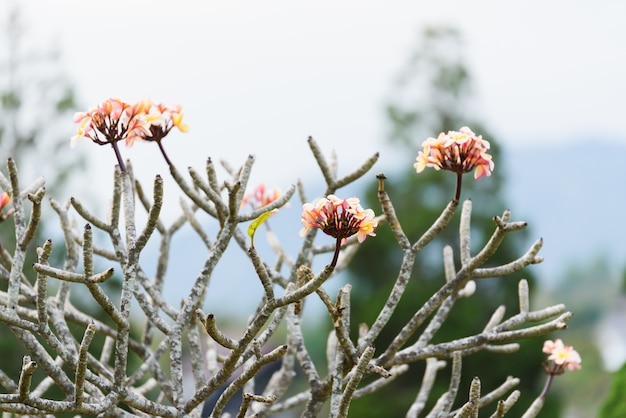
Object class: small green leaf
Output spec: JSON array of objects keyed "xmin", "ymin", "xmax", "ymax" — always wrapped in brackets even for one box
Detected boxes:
[{"xmin": 248, "ymin": 209, "xmax": 278, "ymax": 247}]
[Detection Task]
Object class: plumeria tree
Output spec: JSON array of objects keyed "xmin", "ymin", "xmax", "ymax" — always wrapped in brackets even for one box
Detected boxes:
[{"xmin": 0, "ymin": 98, "xmax": 579, "ymax": 417}]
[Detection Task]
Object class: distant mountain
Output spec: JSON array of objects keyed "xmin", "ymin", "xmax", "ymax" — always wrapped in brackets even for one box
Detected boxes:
[{"xmin": 501, "ymin": 139, "xmax": 626, "ymax": 285}]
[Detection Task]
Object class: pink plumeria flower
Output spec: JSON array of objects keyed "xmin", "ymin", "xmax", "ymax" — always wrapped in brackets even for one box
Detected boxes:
[
  {"xmin": 0, "ymin": 192, "xmax": 12, "ymax": 223},
  {"xmin": 414, "ymin": 127, "xmax": 494, "ymax": 180},
  {"xmin": 134, "ymin": 100, "xmax": 189, "ymax": 145},
  {"xmin": 300, "ymin": 195, "xmax": 377, "ymax": 243},
  {"xmin": 71, "ymin": 98, "xmax": 149, "ymax": 147},
  {"xmin": 242, "ymin": 183, "xmax": 285, "ymax": 209},
  {"xmin": 543, "ymin": 339, "xmax": 582, "ymax": 372},
  {"xmin": 0, "ymin": 192, "xmax": 10, "ymax": 210}
]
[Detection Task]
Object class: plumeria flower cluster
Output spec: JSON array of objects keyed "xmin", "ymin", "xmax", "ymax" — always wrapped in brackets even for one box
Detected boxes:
[
  {"xmin": 71, "ymin": 98, "xmax": 148, "ymax": 148},
  {"xmin": 300, "ymin": 195, "xmax": 377, "ymax": 244},
  {"xmin": 415, "ymin": 127, "xmax": 494, "ymax": 200},
  {"xmin": 414, "ymin": 126, "xmax": 494, "ymax": 179},
  {"xmin": 243, "ymin": 184, "xmax": 286, "ymax": 246},
  {"xmin": 542, "ymin": 339, "xmax": 582, "ymax": 373},
  {"xmin": 300, "ymin": 195, "xmax": 377, "ymax": 267},
  {"xmin": 533, "ymin": 338, "xmax": 581, "ymax": 406},
  {"xmin": 242, "ymin": 183, "xmax": 284, "ymax": 209},
  {"xmin": 138, "ymin": 100, "xmax": 189, "ymax": 143},
  {"xmin": 71, "ymin": 97, "xmax": 188, "ymax": 170}
]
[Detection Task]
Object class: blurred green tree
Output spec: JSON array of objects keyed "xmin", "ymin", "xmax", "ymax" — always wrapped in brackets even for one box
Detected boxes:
[
  {"xmin": 556, "ymin": 259, "xmax": 625, "ymax": 417},
  {"xmin": 599, "ymin": 313, "xmax": 625, "ymax": 418},
  {"xmin": 600, "ymin": 344, "xmax": 626, "ymax": 418},
  {"xmin": 346, "ymin": 27, "xmax": 560, "ymax": 417},
  {"xmin": 0, "ymin": 5, "xmax": 83, "ymax": 196}
]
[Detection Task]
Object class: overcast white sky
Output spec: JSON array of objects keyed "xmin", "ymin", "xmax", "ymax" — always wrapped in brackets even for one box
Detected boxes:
[{"xmin": 9, "ymin": 0, "xmax": 626, "ymax": 195}]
